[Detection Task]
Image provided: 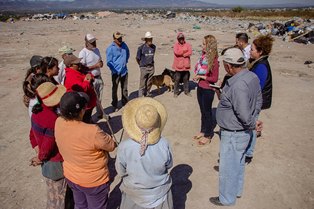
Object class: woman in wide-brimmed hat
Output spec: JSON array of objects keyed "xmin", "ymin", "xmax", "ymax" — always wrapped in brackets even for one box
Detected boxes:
[
  {"xmin": 116, "ymin": 97, "xmax": 174, "ymax": 209},
  {"xmin": 29, "ymin": 82, "xmax": 67, "ymax": 209},
  {"xmin": 55, "ymin": 91, "xmax": 116, "ymax": 209}
]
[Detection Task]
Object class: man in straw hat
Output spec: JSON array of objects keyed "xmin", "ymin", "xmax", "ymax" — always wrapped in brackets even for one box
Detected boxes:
[
  {"xmin": 106, "ymin": 31, "xmax": 130, "ymax": 112},
  {"xmin": 54, "ymin": 45, "xmax": 75, "ymax": 85},
  {"xmin": 79, "ymin": 33, "xmax": 104, "ymax": 119},
  {"xmin": 210, "ymin": 48, "xmax": 263, "ymax": 206},
  {"xmin": 116, "ymin": 97, "xmax": 173, "ymax": 209},
  {"xmin": 136, "ymin": 31, "xmax": 156, "ymax": 97}
]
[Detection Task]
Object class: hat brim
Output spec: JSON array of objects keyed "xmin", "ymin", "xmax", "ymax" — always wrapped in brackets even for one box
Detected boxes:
[
  {"xmin": 141, "ymin": 36, "xmax": 154, "ymax": 41},
  {"xmin": 42, "ymin": 85, "xmax": 66, "ymax": 107},
  {"xmin": 87, "ymin": 38, "xmax": 97, "ymax": 43},
  {"xmin": 122, "ymin": 97, "xmax": 167, "ymax": 145}
]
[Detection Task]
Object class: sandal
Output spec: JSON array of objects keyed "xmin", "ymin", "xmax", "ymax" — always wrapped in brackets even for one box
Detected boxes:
[
  {"xmin": 193, "ymin": 133, "xmax": 204, "ymax": 140},
  {"xmin": 198, "ymin": 136, "xmax": 211, "ymax": 146}
]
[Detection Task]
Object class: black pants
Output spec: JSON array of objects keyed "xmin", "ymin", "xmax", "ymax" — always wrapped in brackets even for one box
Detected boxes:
[
  {"xmin": 174, "ymin": 71, "xmax": 190, "ymax": 95},
  {"xmin": 197, "ymin": 86, "xmax": 215, "ymax": 138},
  {"xmin": 111, "ymin": 73, "xmax": 128, "ymax": 107}
]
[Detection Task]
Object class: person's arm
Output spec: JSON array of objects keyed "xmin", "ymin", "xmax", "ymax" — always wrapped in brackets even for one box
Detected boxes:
[
  {"xmin": 136, "ymin": 46, "xmax": 142, "ymax": 65},
  {"xmin": 93, "ymin": 127, "xmax": 116, "ymax": 152},
  {"xmin": 106, "ymin": 46, "xmax": 116, "ymax": 73},
  {"xmin": 232, "ymin": 83, "xmax": 256, "ymax": 130},
  {"xmin": 165, "ymin": 144, "xmax": 173, "ymax": 169},
  {"xmin": 183, "ymin": 43, "xmax": 192, "ymax": 57},
  {"xmin": 36, "ymin": 116, "xmax": 58, "ymax": 161},
  {"xmin": 253, "ymin": 64, "xmax": 268, "ymax": 89},
  {"xmin": 29, "ymin": 128, "xmax": 38, "ymax": 148},
  {"xmin": 205, "ymin": 58, "xmax": 219, "ymax": 83},
  {"xmin": 173, "ymin": 43, "xmax": 184, "ymax": 56},
  {"xmin": 255, "ymin": 87, "xmax": 263, "ymax": 115},
  {"xmin": 115, "ymin": 143, "xmax": 127, "ymax": 177},
  {"xmin": 125, "ymin": 43, "xmax": 130, "ymax": 63}
]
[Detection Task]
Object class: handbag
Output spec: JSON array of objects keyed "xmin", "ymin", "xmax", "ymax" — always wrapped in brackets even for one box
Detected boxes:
[{"xmin": 41, "ymin": 161, "xmax": 64, "ymax": 181}]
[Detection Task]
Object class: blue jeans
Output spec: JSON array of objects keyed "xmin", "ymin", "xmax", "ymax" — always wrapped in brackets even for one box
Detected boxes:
[
  {"xmin": 246, "ymin": 114, "xmax": 259, "ymax": 157},
  {"xmin": 219, "ymin": 130, "xmax": 252, "ymax": 205},
  {"xmin": 197, "ymin": 87, "xmax": 215, "ymax": 137}
]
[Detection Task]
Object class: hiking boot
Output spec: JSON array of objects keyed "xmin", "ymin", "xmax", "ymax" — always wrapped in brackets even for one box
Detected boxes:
[{"xmin": 185, "ymin": 92, "xmax": 192, "ymax": 97}]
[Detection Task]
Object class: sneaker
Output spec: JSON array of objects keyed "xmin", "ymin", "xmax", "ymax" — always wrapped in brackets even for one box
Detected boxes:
[
  {"xmin": 209, "ymin": 197, "xmax": 224, "ymax": 206},
  {"xmin": 185, "ymin": 92, "xmax": 192, "ymax": 97}
]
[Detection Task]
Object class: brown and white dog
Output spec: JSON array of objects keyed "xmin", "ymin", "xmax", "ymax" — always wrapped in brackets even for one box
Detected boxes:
[{"xmin": 151, "ymin": 74, "xmax": 174, "ymax": 93}]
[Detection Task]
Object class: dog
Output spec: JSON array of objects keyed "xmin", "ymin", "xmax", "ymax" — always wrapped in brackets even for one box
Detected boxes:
[
  {"xmin": 162, "ymin": 68, "xmax": 190, "ymax": 83},
  {"xmin": 162, "ymin": 68, "xmax": 175, "ymax": 82},
  {"xmin": 151, "ymin": 74, "xmax": 174, "ymax": 93}
]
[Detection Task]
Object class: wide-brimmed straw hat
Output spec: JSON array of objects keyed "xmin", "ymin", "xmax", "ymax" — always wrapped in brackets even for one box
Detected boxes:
[
  {"xmin": 122, "ymin": 97, "xmax": 167, "ymax": 154},
  {"xmin": 36, "ymin": 82, "xmax": 66, "ymax": 107}
]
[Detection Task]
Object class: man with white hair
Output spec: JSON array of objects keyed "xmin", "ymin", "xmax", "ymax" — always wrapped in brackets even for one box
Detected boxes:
[
  {"xmin": 79, "ymin": 33, "xmax": 104, "ymax": 119},
  {"xmin": 210, "ymin": 47, "xmax": 263, "ymax": 206}
]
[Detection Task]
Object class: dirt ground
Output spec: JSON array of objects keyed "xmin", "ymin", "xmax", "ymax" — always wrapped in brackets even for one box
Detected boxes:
[{"xmin": 0, "ymin": 14, "xmax": 314, "ymax": 209}]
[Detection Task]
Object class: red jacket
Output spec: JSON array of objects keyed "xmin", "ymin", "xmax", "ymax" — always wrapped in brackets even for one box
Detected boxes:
[
  {"xmin": 64, "ymin": 67, "xmax": 97, "ymax": 109},
  {"xmin": 172, "ymin": 33, "xmax": 192, "ymax": 71},
  {"xmin": 30, "ymin": 105, "xmax": 63, "ymax": 162}
]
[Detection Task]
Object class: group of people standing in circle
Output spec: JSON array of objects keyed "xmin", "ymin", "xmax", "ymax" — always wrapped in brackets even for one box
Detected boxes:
[{"xmin": 22, "ymin": 29, "xmax": 273, "ymax": 208}]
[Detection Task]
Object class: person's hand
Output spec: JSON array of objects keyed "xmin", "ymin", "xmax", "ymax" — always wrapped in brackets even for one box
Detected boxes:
[
  {"xmin": 256, "ymin": 120, "xmax": 263, "ymax": 132},
  {"xmin": 193, "ymin": 75, "xmax": 200, "ymax": 82},
  {"xmin": 29, "ymin": 156, "xmax": 42, "ymax": 166},
  {"xmin": 84, "ymin": 74, "xmax": 92, "ymax": 82}
]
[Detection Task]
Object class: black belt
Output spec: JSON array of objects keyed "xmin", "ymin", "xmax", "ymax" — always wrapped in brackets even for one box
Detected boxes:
[
  {"xmin": 142, "ymin": 65, "xmax": 154, "ymax": 68},
  {"xmin": 221, "ymin": 128, "xmax": 246, "ymax": 132},
  {"xmin": 94, "ymin": 75, "xmax": 101, "ymax": 79}
]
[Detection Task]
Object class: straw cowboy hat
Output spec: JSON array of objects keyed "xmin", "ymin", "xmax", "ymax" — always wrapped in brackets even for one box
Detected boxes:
[
  {"xmin": 141, "ymin": 31, "xmax": 154, "ymax": 40},
  {"xmin": 122, "ymin": 97, "xmax": 167, "ymax": 155},
  {"xmin": 36, "ymin": 82, "xmax": 66, "ymax": 107}
]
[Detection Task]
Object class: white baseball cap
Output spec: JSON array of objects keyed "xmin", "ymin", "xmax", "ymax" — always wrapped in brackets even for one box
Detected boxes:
[
  {"xmin": 222, "ymin": 48, "xmax": 245, "ymax": 65},
  {"xmin": 85, "ymin": 34, "xmax": 97, "ymax": 43}
]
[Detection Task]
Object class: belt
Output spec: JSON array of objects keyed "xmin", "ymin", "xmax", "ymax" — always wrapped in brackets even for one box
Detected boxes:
[
  {"xmin": 142, "ymin": 64, "xmax": 154, "ymax": 68},
  {"xmin": 221, "ymin": 128, "xmax": 246, "ymax": 132},
  {"xmin": 94, "ymin": 75, "xmax": 101, "ymax": 79}
]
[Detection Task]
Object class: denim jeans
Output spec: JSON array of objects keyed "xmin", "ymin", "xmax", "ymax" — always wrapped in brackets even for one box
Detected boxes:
[
  {"xmin": 219, "ymin": 130, "xmax": 252, "ymax": 205},
  {"xmin": 197, "ymin": 87, "xmax": 215, "ymax": 137},
  {"xmin": 111, "ymin": 73, "xmax": 128, "ymax": 107},
  {"xmin": 246, "ymin": 114, "xmax": 259, "ymax": 157}
]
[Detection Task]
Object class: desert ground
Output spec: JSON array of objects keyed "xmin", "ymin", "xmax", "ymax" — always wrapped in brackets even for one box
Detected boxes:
[{"xmin": 0, "ymin": 13, "xmax": 314, "ymax": 209}]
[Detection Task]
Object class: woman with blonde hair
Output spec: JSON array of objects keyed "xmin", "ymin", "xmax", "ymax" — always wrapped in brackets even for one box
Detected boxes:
[{"xmin": 193, "ymin": 35, "xmax": 219, "ymax": 145}]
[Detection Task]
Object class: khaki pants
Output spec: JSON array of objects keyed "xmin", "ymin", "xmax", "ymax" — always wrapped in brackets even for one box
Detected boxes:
[{"xmin": 138, "ymin": 66, "xmax": 155, "ymax": 97}]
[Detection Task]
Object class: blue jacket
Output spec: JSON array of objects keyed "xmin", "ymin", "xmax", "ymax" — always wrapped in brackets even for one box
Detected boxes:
[{"xmin": 106, "ymin": 42, "xmax": 130, "ymax": 76}]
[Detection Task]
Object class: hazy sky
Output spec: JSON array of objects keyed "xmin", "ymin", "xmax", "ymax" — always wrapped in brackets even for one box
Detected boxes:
[
  {"xmin": 201, "ymin": 0, "xmax": 313, "ymax": 5},
  {"xmin": 25, "ymin": 0, "xmax": 314, "ymax": 5}
]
